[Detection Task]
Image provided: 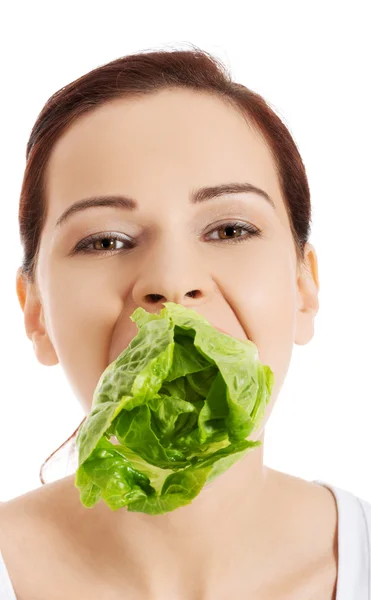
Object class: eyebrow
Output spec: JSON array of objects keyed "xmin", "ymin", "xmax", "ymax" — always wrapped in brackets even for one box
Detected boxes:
[{"xmin": 55, "ymin": 182, "xmax": 275, "ymax": 229}]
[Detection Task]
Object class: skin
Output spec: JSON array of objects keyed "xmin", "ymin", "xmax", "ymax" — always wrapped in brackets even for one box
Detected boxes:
[{"xmin": 14, "ymin": 88, "xmax": 337, "ymax": 598}]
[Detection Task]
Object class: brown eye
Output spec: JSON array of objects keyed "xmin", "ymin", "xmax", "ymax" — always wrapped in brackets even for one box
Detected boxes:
[
  {"xmin": 205, "ymin": 221, "xmax": 261, "ymax": 243},
  {"xmin": 219, "ymin": 224, "xmax": 245, "ymax": 240},
  {"xmin": 92, "ymin": 237, "xmax": 122, "ymax": 251},
  {"xmin": 72, "ymin": 222, "xmax": 262, "ymax": 257},
  {"xmin": 74, "ymin": 232, "xmax": 133, "ymax": 255}
]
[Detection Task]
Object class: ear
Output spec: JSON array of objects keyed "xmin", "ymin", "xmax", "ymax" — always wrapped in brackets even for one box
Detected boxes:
[
  {"xmin": 294, "ymin": 243, "xmax": 320, "ymax": 346},
  {"xmin": 16, "ymin": 267, "xmax": 59, "ymax": 366}
]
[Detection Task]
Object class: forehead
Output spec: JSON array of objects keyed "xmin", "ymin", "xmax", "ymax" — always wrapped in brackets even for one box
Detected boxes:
[{"xmin": 44, "ymin": 88, "xmax": 282, "ymax": 216}]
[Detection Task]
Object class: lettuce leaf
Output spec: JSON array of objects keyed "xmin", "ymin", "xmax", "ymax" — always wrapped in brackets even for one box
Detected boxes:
[{"xmin": 74, "ymin": 302, "xmax": 274, "ymax": 515}]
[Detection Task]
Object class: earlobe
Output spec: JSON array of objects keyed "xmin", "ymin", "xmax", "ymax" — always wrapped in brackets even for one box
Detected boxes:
[
  {"xmin": 31, "ymin": 329, "xmax": 59, "ymax": 366},
  {"xmin": 15, "ymin": 266, "xmax": 59, "ymax": 367}
]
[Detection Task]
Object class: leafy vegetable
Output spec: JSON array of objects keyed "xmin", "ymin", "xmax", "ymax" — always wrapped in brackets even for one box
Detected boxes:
[{"xmin": 74, "ymin": 302, "xmax": 274, "ymax": 515}]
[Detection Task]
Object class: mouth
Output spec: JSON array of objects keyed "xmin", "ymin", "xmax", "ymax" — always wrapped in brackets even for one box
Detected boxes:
[
  {"xmin": 211, "ymin": 324, "xmax": 250, "ymax": 342},
  {"xmin": 213, "ymin": 326, "xmax": 230, "ymax": 335}
]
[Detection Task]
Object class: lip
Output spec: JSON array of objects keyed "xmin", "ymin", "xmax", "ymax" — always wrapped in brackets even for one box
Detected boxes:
[
  {"xmin": 211, "ymin": 324, "xmax": 250, "ymax": 342},
  {"xmin": 212, "ymin": 325, "xmax": 231, "ymax": 336}
]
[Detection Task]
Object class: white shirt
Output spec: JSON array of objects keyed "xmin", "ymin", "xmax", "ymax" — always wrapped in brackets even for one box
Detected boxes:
[
  {"xmin": 1, "ymin": 481, "xmax": 370, "ymax": 599},
  {"xmin": 314, "ymin": 480, "xmax": 371, "ymax": 599}
]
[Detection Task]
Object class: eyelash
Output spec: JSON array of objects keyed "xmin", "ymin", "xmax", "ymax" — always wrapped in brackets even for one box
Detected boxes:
[{"xmin": 73, "ymin": 221, "xmax": 262, "ymax": 255}]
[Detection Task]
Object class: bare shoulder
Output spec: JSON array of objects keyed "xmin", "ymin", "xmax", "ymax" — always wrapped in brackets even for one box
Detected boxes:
[
  {"xmin": 0, "ymin": 475, "xmax": 105, "ymax": 599},
  {"xmin": 0, "ymin": 474, "xmax": 79, "ymax": 548},
  {"xmin": 0, "ymin": 481, "xmax": 58, "ymax": 551},
  {"xmin": 266, "ymin": 469, "xmax": 339, "ymax": 600}
]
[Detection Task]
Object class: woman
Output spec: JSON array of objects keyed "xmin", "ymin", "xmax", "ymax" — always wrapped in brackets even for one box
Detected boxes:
[{"xmin": 1, "ymin": 44, "xmax": 370, "ymax": 599}]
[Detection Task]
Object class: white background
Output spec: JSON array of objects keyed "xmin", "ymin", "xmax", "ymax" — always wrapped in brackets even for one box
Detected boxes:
[{"xmin": 1, "ymin": 0, "xmax": 370, "ymax": 502}]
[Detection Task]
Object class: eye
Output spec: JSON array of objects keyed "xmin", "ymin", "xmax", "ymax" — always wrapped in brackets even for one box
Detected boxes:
[
  {"xmin": 204, "ymin": 221, "xmax": 262, "ymax": 244},
  {"xmin": 72, "ymin": 221, "xmax": 262, "ymax": 256},
  {"xmin": 73, "ymin": 232, "xmax": 133, "ymax": 255}
]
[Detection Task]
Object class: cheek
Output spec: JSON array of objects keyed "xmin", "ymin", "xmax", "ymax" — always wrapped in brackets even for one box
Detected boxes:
[
  {"xmin": 42, "ymin": 265, "xmax": 122, "ymax": 413},
  {"xmin": 220, "ymin": 249, "xmax": 297, "ymax": 410}
]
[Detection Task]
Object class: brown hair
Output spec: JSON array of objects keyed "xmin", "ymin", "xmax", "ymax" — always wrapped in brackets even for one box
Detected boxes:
[{"xmin": 17, "ymin": 43, "xmax": 312, "ymax": 485}]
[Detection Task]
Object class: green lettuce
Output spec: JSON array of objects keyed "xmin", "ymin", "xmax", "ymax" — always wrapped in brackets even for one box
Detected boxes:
[{"xmin": 74, "ymin": 302, "xmax": 274, "ymax": 515}]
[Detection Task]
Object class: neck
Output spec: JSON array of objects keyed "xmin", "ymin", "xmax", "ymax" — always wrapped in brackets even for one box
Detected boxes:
[{"xmin": 87, "ymin": 430, "xmax": 293, "ymax": 595}]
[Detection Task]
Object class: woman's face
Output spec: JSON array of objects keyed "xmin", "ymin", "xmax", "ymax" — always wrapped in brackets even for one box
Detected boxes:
[{"xmin": 17, "ymin": 89, "xmax": 319, "ymax": 438}]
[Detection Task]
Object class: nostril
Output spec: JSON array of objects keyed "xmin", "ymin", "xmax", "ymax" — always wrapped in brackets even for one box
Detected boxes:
[
  {"xmin": 146, "ymin": 294, "xmax": 164, "ymax": 303},
  {"xmin": 186, "ymin": 290, "xmax": 201, "ymax": 299}
]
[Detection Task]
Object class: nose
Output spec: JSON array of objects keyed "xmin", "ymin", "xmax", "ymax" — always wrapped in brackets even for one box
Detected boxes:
[{"xmin": 130, "ymin": 237, "xmax": 218, "ymax": 313}]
